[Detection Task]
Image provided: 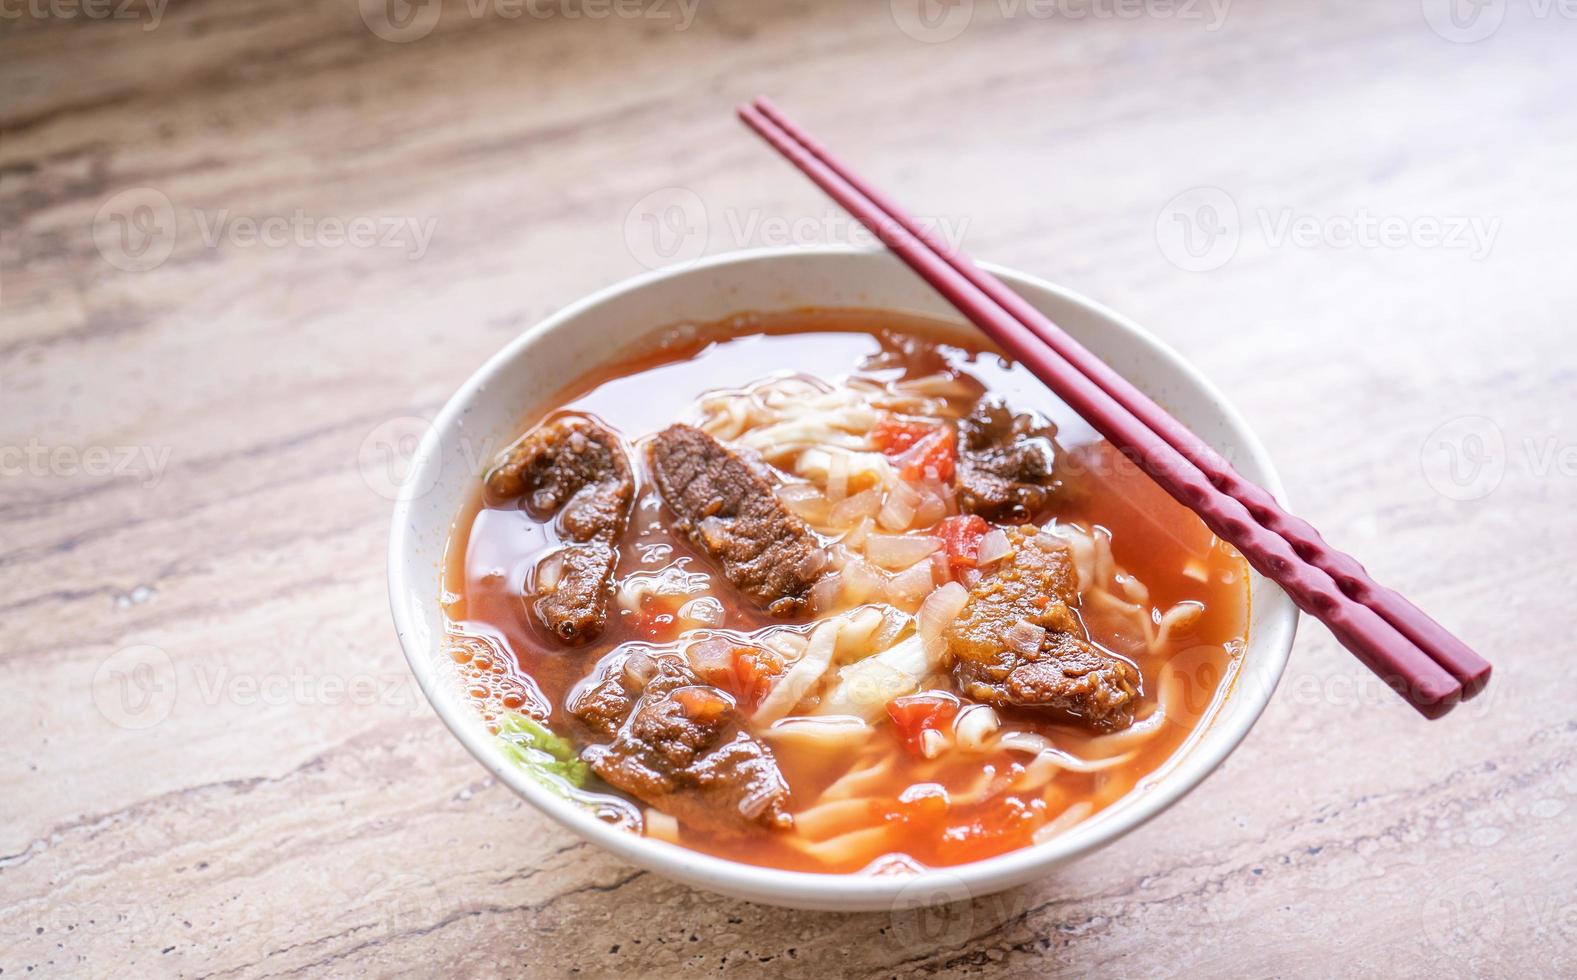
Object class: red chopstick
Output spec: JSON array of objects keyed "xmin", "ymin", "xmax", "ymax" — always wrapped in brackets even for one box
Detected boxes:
[
  {"xmin": 748, "ymin": 98, "xmax": 1491, "ymax": 702},
  {"xmin": 738, "ymin": 98, "xmax": 1489, "ymax": 719}
]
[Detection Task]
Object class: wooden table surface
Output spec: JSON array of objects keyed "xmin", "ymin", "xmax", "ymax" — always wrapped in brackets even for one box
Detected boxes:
[{"xmin": 4, "ymin": 1, "xmax": 1574, "ymax": 976}]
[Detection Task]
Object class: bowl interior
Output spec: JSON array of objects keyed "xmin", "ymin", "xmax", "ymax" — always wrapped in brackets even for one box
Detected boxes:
[{"xmin": 389, "ymin": 246, "xmax": 1297, "ymax": 911}]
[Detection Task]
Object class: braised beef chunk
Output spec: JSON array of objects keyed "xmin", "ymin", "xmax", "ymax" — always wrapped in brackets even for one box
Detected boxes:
[
  {"xmin": 567, "ymin": 648, "xmax": 696, "ymax": 739},
  {"xmin": 647, "ymin": 424, "xmax": 826, "ymax": 616},
  {"xmin": 485, "ymin": 415, "xmax": 634, "ymax": 643},
  {"xmin": 946, "ymin": 526, "xmax": 1139, "ymax": 732},
  {"xmin": 956, "ymin": 400, "xmax": 1066, "ymax": 523},
  {"xmin": 568, "ymin": 650, "xmax": 792, "ymax": 835}
]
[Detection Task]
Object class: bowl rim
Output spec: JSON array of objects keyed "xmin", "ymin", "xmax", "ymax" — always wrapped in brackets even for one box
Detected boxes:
[{"xmin": 388, "ymin": 244, "xmax": 1297, "ymax": 908}]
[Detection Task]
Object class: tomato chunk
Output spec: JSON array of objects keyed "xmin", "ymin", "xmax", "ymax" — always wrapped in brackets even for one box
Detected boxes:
[
  {"xmin": 935, "ymin": 795, "xmax": 1047, "ymax": 865},
  {"xmin": 937, "ymin": 514, "xmax": 989, "ymax": 575},
  {"xmin": 876, "ymin": 782, "xmax": 951, "ymax": 832},
  {"xmin": 687, "ymin": 638, "xmax": 784, "ymax": 707},
  {"xmin": 732, "ymin": 646, "xmax": 784, "ymax": 707},
  {"xmin": 872, "ymin": 416, "xmax": 935, "ymax": 456},
  {"xmin": 898, "ymin": 426, "xmax": 957, "ymax": 483},
  {"xmin": 627, "ymin": 593, "xmax": 682, "ymax": 641},
  {"xmin": 671, "ymin": 685, "xmax": 734, "ymax": 721},
  {"xmin": 886, "ymin": 692, "xmax": 960, "ymax": 756}
]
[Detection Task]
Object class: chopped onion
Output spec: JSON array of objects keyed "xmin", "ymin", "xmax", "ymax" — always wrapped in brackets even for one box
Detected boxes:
[
  {"xmin": 829, "ymin": 488, "xmax": 882, "ymax": 528},
  {"xmin": 776, "ymin": 482, "xmax": 823, "ymax": 504},
  {"xmin": 919, "ymin": 728, "xmax": 948, "ymax": 760},
  {"xmin": 885, "ymin": 560, "xmax": 934, "ymax": 609},
  {"xmin": 864, "ymin": 532, "xmax": 940, "ymax": 570},
  {"xmin": 841, "ymin": 558, "xmax": 885, "ymax": 605},
  {"xmin": 913, "ymin": 483, "xmax": 947, "ymax": 528},
  {"xmin": 685, "ymin": 637, "xmax": 735, "ymax": 678},
  {"xmin": 975, "ymin": 529, "xmax": 1013, "ymax": 567},
  {"xmin": 698, "ymin": 515, "xmax": 727, "ymax": 550},
  {"xmin": 678, "ymin": 596, "xmax": 725, "ymax": 628},
  {"xmin": 930, "ymin": 549, "xmax": 952, "ymax": 585},
  {"xmin": 916, "ymin": 581, "xmax": 969, "ymax": 658},
  {"xmin": 1003, "ymin": 620, "xmax": 1047, "ymax": 656},
  {"xmin": 877, "ymin": 480, "xmax": 920, "ymax": 531},
  {"xmin": 810, "ymin": 572, "xmax": 843, "ymax": 613},
  {"xmin": 644, "ymin": 807, "xmax": 681, "ymax": 843},
  {"xmin": 776, "ymin": 483, "xmax": 831, "ymax": 524},
  {"xmin": 622, "ymin": 651, "xmax": 658, "ymax": 686},
  {"xmin": 842, "ymin": 516, "xmax": 874, "ymax": 550},
  {"xmin": 827, "ymin": 452, "xmax": 850, "ymax": 503},
  {"xmin": 535, "ymin": 551, "xmax": 564, "ymax": 592}
]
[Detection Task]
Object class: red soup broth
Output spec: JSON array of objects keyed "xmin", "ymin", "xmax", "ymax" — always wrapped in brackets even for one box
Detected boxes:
[{"xmin": 441, "ymin": 310, "xmax": 1249, "ymax": 873}]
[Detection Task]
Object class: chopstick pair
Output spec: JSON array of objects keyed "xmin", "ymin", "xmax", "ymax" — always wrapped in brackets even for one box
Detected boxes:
[{"xmin": 737, "ymin": 97, "xmax": 1491, "ymax": 719}]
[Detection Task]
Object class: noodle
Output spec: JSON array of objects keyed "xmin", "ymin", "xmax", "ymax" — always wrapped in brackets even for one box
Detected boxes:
[
  {"xmin": 754, "ymin": 618, "xmax": 841, "ymax": 723},
  {"xmin": 821, "ymin": 755, "xmax": 896, "ymax": 800},
  {"xmin": 1032, "ymin": 802, "xmax": 1095, "ymax": 843},
  {"xmin": 456, "ymin": 331, "xmax": 1250, "ymax": 872},
  {"xmin": 779, "ymin": 824, "xmax": 899, "ymax": 863},
  {"xmin": 791, "ymin": 797, "xmax": 878, "ymax": 840}
]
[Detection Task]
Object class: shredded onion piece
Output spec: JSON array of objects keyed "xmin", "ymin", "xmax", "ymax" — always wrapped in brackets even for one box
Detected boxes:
[
  {"xmin": 998, "ymin": 731, "xmax": 1051, "ymax": 755},
  {"xmin": 833, "ymin": 605, "xmax": 886, "ymax": 656},
  {"xmin": 929, "ymin": 549, "xmax": 952, "ymax": 585},
  {"xmin": 864, "ymin": 533, "xmax": 940, "ymax": 570}
]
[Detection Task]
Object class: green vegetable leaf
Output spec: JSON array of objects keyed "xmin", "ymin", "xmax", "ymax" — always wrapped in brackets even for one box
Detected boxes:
[{"xmin": 496, "ymin": 713, "xmax": 589, "ymax": 790}]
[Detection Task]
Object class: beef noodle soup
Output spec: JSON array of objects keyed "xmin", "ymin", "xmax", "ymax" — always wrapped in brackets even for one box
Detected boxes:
[{"xmin": 442, "ymin": 310, "xmax": 1249, "ymax": 874}]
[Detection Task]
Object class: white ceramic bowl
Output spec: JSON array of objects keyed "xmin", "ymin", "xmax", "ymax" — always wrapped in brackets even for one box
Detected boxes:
[{"xmin": 388, "ymin": 245, "xmax": 1298, "ymax": 912}]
